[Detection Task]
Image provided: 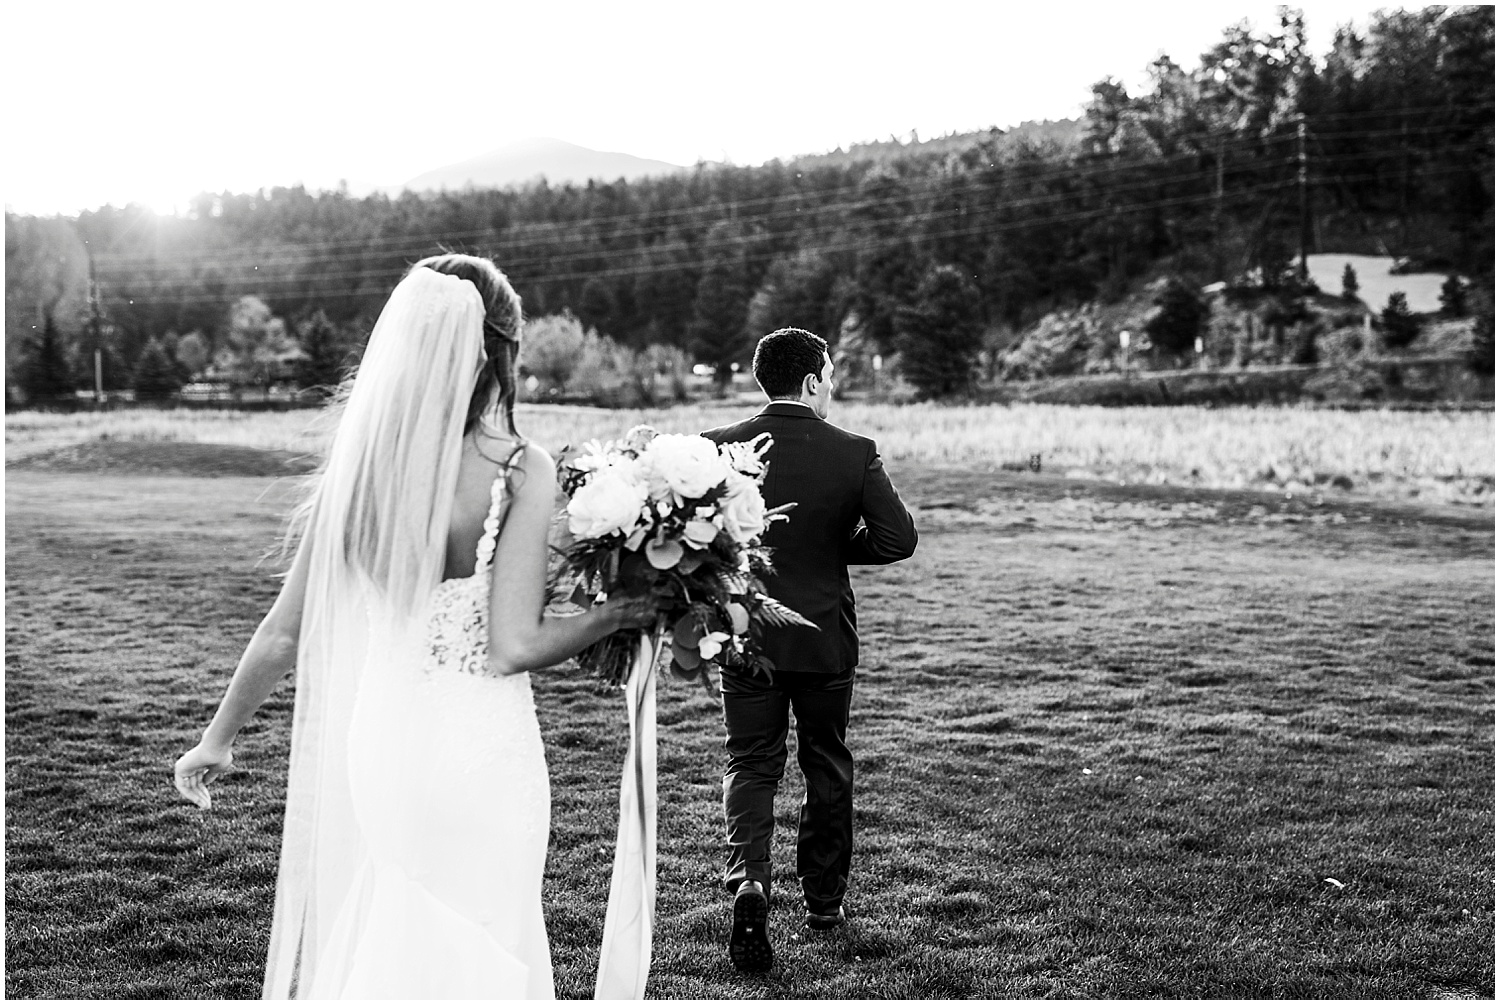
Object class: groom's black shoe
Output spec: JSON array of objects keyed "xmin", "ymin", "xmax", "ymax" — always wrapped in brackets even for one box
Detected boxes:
[
  {"xmin": 804, "ymin": 905, "xmax": 846, "ymax": 931},
  {"xmin": 729, "ymin": 880, "xmax": 773, "ymax": 973}
]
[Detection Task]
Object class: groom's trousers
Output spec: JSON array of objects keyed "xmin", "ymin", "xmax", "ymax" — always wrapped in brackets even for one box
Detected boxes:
[{"xmin": 720, "ymin": 666, "xmax": 855, "ymax": 915}]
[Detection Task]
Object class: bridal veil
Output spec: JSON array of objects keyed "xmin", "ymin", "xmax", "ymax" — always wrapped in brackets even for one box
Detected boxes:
[{"xmin": 262, "ymin": 266, "xmax": 486, "ymax": 998}]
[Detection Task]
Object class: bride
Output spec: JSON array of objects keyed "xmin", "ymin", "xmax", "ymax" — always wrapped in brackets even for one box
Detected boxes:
[{"xmin": 173, "ymin": 254, "xmax": 654, "ymax": 999}]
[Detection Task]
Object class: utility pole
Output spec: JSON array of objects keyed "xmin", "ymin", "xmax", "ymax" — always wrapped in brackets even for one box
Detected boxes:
[
  {"xmin": 1399, "ymin": 114, "xmax": 1410, "ymax": 248},
  {"xmin": 85, "ymin": 238, "xmax": 106, "ymax": 403},
  {"xmin": 1214, "ymin": 136, "xmax": 1226, "ymax": 277},
  {"xmin": 1297, "ymin": 113, "xmax": 1309, "ymax": 284}
]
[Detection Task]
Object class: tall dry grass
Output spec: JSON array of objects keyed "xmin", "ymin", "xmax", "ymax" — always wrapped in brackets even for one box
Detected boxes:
[{"xmin": 6, "ymin": 402, "xmax": 1493, "ymax": 504}]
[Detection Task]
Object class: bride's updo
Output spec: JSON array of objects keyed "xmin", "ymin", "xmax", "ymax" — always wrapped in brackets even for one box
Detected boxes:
[{"xmin": 409, "ymin": 253, "xmax": 523, "ymax": 437}]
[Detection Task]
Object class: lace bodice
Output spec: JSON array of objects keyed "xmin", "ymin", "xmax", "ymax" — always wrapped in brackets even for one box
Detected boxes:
[{"xmin": 423, "ymin": 461, "xmax": 514, "ymax": 679}]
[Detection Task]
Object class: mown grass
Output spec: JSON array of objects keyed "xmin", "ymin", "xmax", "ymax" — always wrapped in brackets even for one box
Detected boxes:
[
  {"xmin": 5, "ymin": 442, "xmax": 1494, "ymax": 999},
  {"xmin": 6, "ymin": 401, "xmax": 1493, "ymax": 505}
]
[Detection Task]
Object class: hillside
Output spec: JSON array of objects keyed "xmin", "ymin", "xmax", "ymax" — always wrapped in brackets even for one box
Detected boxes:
[
  {"xmin": 787, "ymin": 119, "xmax": 1083, "ymax": 170},
  {"xmin": 993, "ymin": 255, "xmax": 1491, "ymax": 407},
  {"xmin": 402, "ymin": 137, "xmax": 685, "ymax": 192}
]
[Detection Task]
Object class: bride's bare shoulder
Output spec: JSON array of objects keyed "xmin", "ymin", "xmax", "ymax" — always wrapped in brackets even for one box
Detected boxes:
[
  {"xmin": 461, "ymin": 436, "xmax": 554, "ymax": 499},
  {"xmin": 507, "ymin": 442, "xmax": 555, "ymax": 490},
  {"xmin": 500, "ymin": 439, "xmax": 553, "ymax": 470}
]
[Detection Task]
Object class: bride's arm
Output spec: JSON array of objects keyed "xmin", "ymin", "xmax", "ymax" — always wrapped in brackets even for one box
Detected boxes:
[
  {"xmin": 488, "ymin": 443, "xmax": 653, "ymax": 675},
  {"xmin": 173, "ymin": 535, "xmax": 312, "ymax": 808}
]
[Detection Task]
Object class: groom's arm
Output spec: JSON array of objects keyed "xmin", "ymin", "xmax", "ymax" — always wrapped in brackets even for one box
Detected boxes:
[{"xmin": 844, "ymin": 443, "xmax": 917, "ymax": 566}]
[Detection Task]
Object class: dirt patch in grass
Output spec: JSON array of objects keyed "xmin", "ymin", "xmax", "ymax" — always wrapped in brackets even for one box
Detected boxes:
[
  {"xmin": 7, "ymin": 440, "xmax": 319, "ymax": 478},
  {"xmin": 5, "ymin": 452, "xmax": 1493, "ymax": 999},
  {"xmin": 889, "ymin": 462, "xmax": 1494, "ymax": 533}
]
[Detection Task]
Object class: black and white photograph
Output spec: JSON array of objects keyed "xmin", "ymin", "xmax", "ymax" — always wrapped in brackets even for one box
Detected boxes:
[{"xmin": 4, "ymin": 0, "xmax": 1494, "ymax": 998}]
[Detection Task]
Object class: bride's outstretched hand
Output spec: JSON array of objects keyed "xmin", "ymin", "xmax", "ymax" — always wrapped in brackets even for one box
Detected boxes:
[{"xmin": 174, "ymin": 742, "xmax": 234, "ymax": 809}]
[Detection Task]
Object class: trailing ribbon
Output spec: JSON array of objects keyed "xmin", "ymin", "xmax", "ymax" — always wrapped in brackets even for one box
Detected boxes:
[{"xmin": 594, "ymin": 631, "xmax": 661, "ymax": 1000}]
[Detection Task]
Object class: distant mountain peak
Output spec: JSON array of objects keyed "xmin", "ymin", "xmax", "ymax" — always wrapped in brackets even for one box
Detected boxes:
[{"xmin": 402, "ymin": 137, "xmax": 684, "ymax": 193}]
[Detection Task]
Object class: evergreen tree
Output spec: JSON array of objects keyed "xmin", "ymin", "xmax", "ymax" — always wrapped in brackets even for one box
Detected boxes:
[
  {"xmin": 1144, "ymin": 277, "xmax": 1204, "ymax": 355},
  {"xmin": 1341, "ymin": 263, "xmax": 1360, "ymax": 302},
  {"xmin": 688, "ymin": 227, "xmax": 753, "ymax": 388},
  {"xmin": 295, "ymin": 310, "xmax": 347, "ymax": 392},
  {"xmin": 132, "ymin": 337, "xmax": 185, "ymax": 400},
  {"xmin": 896, "ymin": 264, "xmax": 985, "ymax": 399},
  {"xmin": 850, "ymin": 168, "xmax": 926, "ymax": 354},
  {"xmin": 744, "ymin": 250, "xmax": 845, "ymax": 342},
  {"xmin": 20, "ymin": 315, "xmax": 75, "ymax": 403},
  {"xmin": 1253, "ymin": 236, "xmax": 1296, "ymax": 292},
  {"xmin": 578, "ymin": 278, "xmax": 617, "ymax": 336},
  {"xmin": 1380, "ymin": 291, "xmax": 1422, "ymax": 349},
  {"xmin": 1470, "ymin": 281, "xmax": 1494, "ymax": 376},
  {"xmin": 1440, "ymin": 274, "xmax": 1468, "ymax": 318}
]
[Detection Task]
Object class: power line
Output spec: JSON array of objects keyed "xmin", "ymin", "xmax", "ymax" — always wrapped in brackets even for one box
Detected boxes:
[
  {"xmin": 106, "ymin": 158, "xmax": 1484, "ymax": 311},
  {"xmin": 95, "ymin": 156, "xmax": 1300, "ymax": 289},
  {"xmin": 90, "ymin": 131, "xmax": 1314, "ymax": 268},
  {"xmin": 102, "ymin": 176, "xmax": 1303, "ymax": 306},
  {"xmin": 88, "ymin": 117, "xmax": 1482, "ymax": 275},
  {"xmin": 98, "ymin": 129, "xmax": 1488, "ymax": 288}
]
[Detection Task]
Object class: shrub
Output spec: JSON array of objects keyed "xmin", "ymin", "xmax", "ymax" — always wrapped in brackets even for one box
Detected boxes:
[
  {"xmin": 1440, "ymin": 274, "xmax": 1468, "ymax": 318},
  {"xmin": 132, "ymin": 337, "xmax": 186, "ymax": 400},
  {"xmin": 1304, "ymin": 357, "xmax": 1388, "ymax": 402},
  {"xmin": 213, "ymin": 296, "xmax": 302, "ymax": 386},
  {"xmin": 1144, "ymin": 276, "xmax": 1204, "ymax": 356},
  {"xmin": 831, "ymin": 314, "xmax": 882, "ymax": 392},
  {"xmin": 1471, "ymin": 281, "xmax": 1494, "ymax": 377},
  {"xmin": 1380, "ymin": 292, "xmax": 1422, "ymax": 349},
  {"xmin": 1291, "ymin": 320, "xmax": 1322, "ymax": 365},
  {"xmin": 1341, "ymin": 263, "xmax": 1360, "ymax": 302},
  {"xmin": 626, "ymin": 344, "xmax": 691, "ymax": 406},
  {"xmin": 566, "ymin": 329, "xmax": 631, "ymax": 403},
  {"xmin": 1252, "ymin": 236, "xmax": 1297, "ymax": 292},
  {"xmin": 520, "ymin": 313, "xmax": 588, "ymax": 396},
  {"xmin": 175, "ymin": 332, "xmax": 211, "ymax": 378}
]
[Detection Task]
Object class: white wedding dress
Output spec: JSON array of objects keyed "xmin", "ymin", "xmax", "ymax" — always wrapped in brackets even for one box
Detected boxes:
[{"xmin": 304, "ymin": 467, "xmax": 555, "ymax": 999}]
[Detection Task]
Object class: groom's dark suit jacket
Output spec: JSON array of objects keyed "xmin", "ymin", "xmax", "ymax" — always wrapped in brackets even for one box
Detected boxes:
[{"xmin": 704, "ymin": 402, "xmax": 918, "ymax": 674}]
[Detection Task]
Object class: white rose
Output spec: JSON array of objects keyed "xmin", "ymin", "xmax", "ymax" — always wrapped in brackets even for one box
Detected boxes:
[
  {"xmin": 642, "ymin": 434, "xmax": 730, "ymax": 502},
  {"xmin": 719, "ymin": 438, "xmax": 768, "ymax": 477},
  {"xmin": 622, "ymin": 424, "xmax": 659, "ymax": 453},
  {"xmin": 567, "ymin": 471, "xmax": 648, "ymax": 540},
  {"xmin": 697, "ymin": 631, "xmax": 731, "ymax": 661},
  {"xmin": 719, "ymin": 471, "xmax": 767, "ymax": 544}
]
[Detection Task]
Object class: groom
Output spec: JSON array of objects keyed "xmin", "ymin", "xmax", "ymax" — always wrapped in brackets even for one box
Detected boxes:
[{"xmin": 702, "ymin": 327, "xmax": 918, "ymax": 973}]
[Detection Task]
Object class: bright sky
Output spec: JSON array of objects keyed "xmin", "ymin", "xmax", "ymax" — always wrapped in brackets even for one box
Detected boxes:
[{"xmin": 5, "ymin": 1, "xmax": 1393, "ymax": 217}]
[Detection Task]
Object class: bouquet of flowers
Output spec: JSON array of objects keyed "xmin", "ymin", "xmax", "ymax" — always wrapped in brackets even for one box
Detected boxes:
[{"xmin": 555, "ymin": 424, "xmax": 814, "ymax": 688}]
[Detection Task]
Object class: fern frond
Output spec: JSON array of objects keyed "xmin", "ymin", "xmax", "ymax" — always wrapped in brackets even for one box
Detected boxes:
[{"xmin": 755, "ymin": 593, "xmax": 817, "ymax": 628}]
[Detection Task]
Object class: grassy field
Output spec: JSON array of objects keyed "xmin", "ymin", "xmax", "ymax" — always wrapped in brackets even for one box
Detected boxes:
[
  {"xmin": 5, "ymin": 437, "xmax": 1493, "ymax": 999},
  {"xmin": 6, "ymin": 401, "xmax": 1494, "ymax": 505}
]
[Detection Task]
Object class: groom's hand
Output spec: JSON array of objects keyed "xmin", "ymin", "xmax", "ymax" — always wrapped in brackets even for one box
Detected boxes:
[
  {"xmin": 601, "ymin": 593, "xmax": 658, "ymax": 632},
  {"xmin": 846, "ymin": 448, "xmax": 918, "ymax": 565}
]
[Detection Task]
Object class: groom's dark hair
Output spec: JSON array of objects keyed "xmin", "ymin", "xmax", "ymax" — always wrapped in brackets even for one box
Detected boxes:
[{"xmin": 753, "ymin": 328, "xmax": 829, "ymax": 399}]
